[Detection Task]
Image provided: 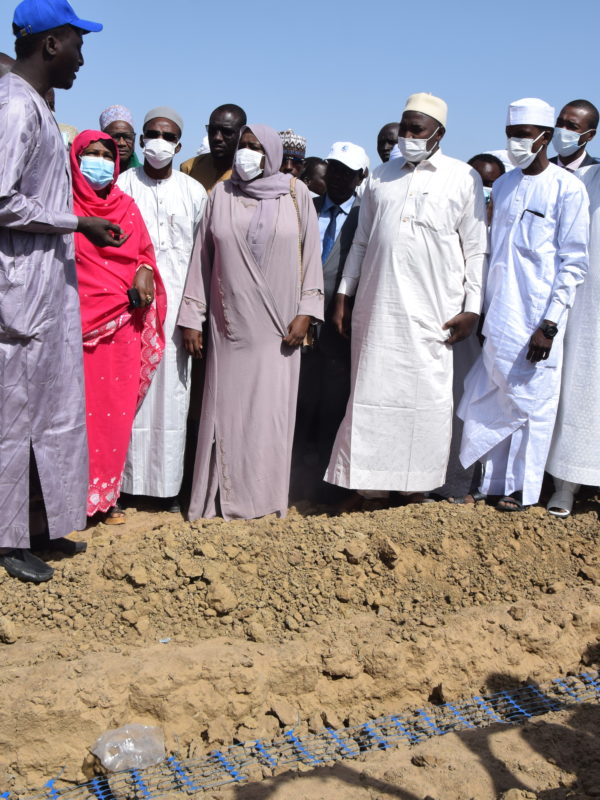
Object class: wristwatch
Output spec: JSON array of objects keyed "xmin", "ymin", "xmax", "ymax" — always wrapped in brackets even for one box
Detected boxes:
[{"xmin": 539, "ymin": 321, "xmax": 558, "ymax": 339}]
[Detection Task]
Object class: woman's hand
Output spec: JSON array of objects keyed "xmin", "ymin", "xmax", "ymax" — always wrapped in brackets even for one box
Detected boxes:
[
  {"xmin": 182, "ymin": 327, "xmax": 203, "ymax": 358},
  {"xmin": 133, "ymin": 265, "xmax": 155, "ymax": 306},
  {"xmin": 283, "ymin": 315, "xmax": 311, "ymax": 347}
]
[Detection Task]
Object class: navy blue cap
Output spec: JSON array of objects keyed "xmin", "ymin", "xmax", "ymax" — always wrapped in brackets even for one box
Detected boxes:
[{"xmin": 13, "ymin": 0, "xmax": 102, "ymax": 38}]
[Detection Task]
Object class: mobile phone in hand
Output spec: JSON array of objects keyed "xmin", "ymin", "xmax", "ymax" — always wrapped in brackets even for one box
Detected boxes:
[{"xmin": 127, "ymin": 288, "xmax": 142, "ymax": 309}]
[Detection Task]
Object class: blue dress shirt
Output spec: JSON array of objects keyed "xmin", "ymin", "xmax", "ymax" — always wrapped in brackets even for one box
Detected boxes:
[{"xmin": 318, "ymin": 193, "xmax": 356, "ymax": 257}]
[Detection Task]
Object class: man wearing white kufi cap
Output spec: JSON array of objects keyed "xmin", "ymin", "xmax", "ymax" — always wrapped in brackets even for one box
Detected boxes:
[
  {"xmin": 118, "ymin": 107, "xmax": 207, "ymax": 511},
  {"xmin": 458, "ymin": 98, "xmax": 589, "ymax": 511},
  {"xmin": 325, "ymin": 93, "xmax": 488, "ymax": 502}
]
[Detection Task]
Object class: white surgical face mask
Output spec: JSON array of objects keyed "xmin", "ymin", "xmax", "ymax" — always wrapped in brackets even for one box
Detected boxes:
[
  {"xmin": 397, "ymin": 126, "xmax": 440, "ymax": 163},
  {"xmin": 506, "ymin": 131, "xmax": 546, "ymax": 168},
  {"xmin": 143, "ymin": 137, "xmax": 177, "ymax": 169},
  {"xmin": 235, "ymin": 147, "xmax": 264, "ymax": 181},
  {"xmin": 552, "ymin": 126, "xmax": 592, "ymax": 158}
]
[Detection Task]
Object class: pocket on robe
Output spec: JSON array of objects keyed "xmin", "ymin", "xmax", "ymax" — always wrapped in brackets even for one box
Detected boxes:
[
  {"xmin": 413, "ymin": 194, "xmax": 454, "ymax": 233},
  {"xmin": 514, "ymin": 213, "xmax": 555, "ymax": 255},
  {"xmin": 169, "ymin": 214, "xmax": 194, "ymax": 254}
]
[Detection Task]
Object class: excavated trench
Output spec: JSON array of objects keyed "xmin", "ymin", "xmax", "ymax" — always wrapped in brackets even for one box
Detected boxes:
[{"xmin": 1, "ymin": 498, "xmax": 600, "ymax": 799}]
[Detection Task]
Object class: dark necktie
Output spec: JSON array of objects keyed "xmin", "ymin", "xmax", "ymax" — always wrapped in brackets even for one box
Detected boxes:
[{"xmin": 322, "ymin": 205, "xmax": 341, "ymax": 263}]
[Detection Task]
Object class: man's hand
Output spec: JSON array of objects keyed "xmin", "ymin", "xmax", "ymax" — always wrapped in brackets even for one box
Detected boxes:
[
  {"xmin": 443, "ymin": 312, "xmax": 479, "ymax": 345},
  {"xmin": 332, "ymin": 294, "xmax": 352, "ymax": 339},
  {"xmin": 182, "ymin": 327, "xmax": 203, "ymax": 358},
  {"xmin": 527, "ymin": 326, "xmax": 554, "ymax": 362},
  {"xmin": 77, "ymin": 216, "xmax": 131, "ymax": 248},
  {"xmin": 283, "ymin": 315, "xmax": 311, "ymax": 347},
  {"xmin": 133, "ymin": 266, "xmax": 155, "ymax": 306}
]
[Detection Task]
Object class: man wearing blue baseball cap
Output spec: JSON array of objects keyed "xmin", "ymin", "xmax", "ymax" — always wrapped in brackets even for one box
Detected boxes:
[{"xmin": 0, "ymin": 0, "xmax": 130, "ymax": 583}]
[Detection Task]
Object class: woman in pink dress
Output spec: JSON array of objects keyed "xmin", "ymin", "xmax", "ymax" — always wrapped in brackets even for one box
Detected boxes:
[{"xmin": 72, "ymin": 130, "xmax": 166, "ymax": 523}]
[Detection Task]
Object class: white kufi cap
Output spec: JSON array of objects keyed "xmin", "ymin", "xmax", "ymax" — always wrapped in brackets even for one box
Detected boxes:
[
  {"xmin": 326, "ymin": 142, "xmax": 369, "ymax": 172},
  {"xmin": 403, "ymin": 92, "xmax": 448, "ymax": 127},
  {"xmin": 507, "ymin": 98, "xmax": 555, "ymax": 128}
]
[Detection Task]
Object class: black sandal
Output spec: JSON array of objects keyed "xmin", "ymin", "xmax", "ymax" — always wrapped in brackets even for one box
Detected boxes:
[{"xmin": 497, "ymin": 491, "xmax": 526, "ymax": 512}]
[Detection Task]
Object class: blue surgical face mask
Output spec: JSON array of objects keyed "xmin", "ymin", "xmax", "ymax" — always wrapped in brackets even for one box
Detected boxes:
[{"xmin": 80, "ymin": 155, "xmax": 115, "ymax": 189}]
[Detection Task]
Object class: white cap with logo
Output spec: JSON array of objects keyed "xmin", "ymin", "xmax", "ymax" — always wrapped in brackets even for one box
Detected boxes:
[{"xmin": 326, "ymin": 142, "xmax": 369, "ymax": 172}]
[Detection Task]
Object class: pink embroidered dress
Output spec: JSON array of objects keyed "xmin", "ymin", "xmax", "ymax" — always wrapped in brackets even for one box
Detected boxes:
[{"xmin": 72, "ymin": 131, "xmax": 167, "ymax": 515}]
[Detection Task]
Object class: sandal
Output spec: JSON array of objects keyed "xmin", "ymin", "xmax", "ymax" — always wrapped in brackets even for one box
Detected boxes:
[
  {"xmin": 546, "ymin": 478, "xmax": 581, "ymax": 519},
  {"xmin": 547, "ymin": 487, "xmax": 576, "ymax": 518},
  {"xmin": 104, "ymin": 503, "xmax": 126, "ymax": 525},
  {"xmin": 497, "ymin": 491, "xmax": 526, "ymax": 512},
  {"xmin": 448, "ymin": 491, "xmax": 486, "ymax": 505},
  {"xmin": 398, "ymin": 492, "xmax": 436, "ymax": 505}
]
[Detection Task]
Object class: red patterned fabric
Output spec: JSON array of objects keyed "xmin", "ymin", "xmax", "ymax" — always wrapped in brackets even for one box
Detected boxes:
[{"xmin": 72, "ymin": 130, "xmax": 167, "ymax": 515}]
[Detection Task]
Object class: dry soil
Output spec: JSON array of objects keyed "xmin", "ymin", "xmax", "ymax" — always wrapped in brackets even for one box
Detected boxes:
[{"xmin": 1, "ymin": 496, "xmax": 600, "ymax": 799}]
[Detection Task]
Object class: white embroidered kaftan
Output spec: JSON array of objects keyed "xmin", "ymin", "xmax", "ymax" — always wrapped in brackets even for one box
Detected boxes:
[
  {"xmin": 118, "ymin": 168, "xmax": 206, "ymax": 497},
  {"xmin": 459, "ymin": 163, "xmax": 589, "ymax": 505},
  {"xmin": 547, "ymin": 164, "xmax": 600, "ymax": 485},
  {"xmin": 325, "ymin": 149, "xmax": 487, "ymax": 491}
]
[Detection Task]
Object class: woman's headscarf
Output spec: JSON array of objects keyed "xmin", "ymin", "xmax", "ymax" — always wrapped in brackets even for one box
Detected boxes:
[
  {"xmin": 71, "ymin": 129, "xmax": 124, "ymax": 219},
  {"xmin": 71, "ymin": 130, "xmax": 162, "ymax": 333},
  {"xmin": 230, "ymin": 124, "xmax": 291, "ymax": 199},
  {"xmin": 229, "ymin": 124, "xmax": 293, "ymax": 270},
  {"xmin": 71, "ymin": 130, "xmax": 166, "ymax": 405}
]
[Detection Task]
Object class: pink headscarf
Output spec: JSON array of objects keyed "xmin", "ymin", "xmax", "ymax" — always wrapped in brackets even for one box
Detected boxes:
[{"xmin": 230, "ymin": 124, "xmax": 293, "ymax": 270}]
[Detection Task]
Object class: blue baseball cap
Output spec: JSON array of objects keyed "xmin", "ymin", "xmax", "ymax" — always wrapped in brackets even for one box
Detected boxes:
[{"xmin": 13, "ymin": 0, "xmax": 103, "ymax": 38}]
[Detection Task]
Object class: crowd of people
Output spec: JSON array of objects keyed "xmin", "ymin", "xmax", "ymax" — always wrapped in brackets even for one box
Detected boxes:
[{"xmin": 1, "ymin": 0, "xmax": 598, "ymax": 583}]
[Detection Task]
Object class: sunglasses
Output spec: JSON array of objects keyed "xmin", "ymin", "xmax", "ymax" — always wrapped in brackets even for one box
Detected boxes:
[{"xmin": 144, "ymin": 129, "xmax": 179, "ymax": 144}]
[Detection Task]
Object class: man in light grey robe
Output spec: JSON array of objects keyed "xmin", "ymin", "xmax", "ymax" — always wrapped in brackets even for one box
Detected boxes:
[{"xmin": 0, "ymin": 2, "xmax": 128, "ymax": 582}]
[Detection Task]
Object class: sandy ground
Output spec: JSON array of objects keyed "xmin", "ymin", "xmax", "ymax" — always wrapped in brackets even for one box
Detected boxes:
[{"xmin": 1, "ymin": 496, "xmax": 600, "ymax": 799}]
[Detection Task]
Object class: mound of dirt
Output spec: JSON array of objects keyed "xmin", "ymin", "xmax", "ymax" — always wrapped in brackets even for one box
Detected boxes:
[{"xmin": 1, "ymin": 499, "xmax": 599, "ymax": 799}]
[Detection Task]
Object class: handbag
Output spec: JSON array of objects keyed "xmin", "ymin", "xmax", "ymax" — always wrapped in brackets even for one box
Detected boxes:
[{"xmin": 289, "ymin": 177, "xmax": 315, "ymax": 350}]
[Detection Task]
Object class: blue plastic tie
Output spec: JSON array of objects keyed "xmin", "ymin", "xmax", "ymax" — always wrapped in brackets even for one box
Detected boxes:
[
  {"xmin": 254, "ymin": 740, "xmax": 277, "ymax": 768},
  {"xmin": 416, "ymin": 709, "xmax": 445, "ymax": 736},
  {"xmin": 390, "ymin": 715, "xmax": 420, "ymax": 743},
  {"xmin": 501, "ymin": 690, "xmax": 531, "ymax": 718},
  {"xmin": 445, "ymin": 703, "xmax": 475, "ymax": 729},
  {"xmin": 581, "ymin": 673, "xmax": 600, "ymax": 696},
  {"xmin": 212, "ymin": 751, "xmax": 245, "ymax": 783},
  {"xmin": 284, "ymin": 730, "xmax": 322, "ymax": 765},
  {"xmin": 326, "ymin": 728, "xmax": 359, "ymax": 757},
  {"xmin": 525, "ymin": 685, "xmax": 562, "ymax": 712},
  {"xmin": 131, "ymin": 769, "xmax": 152, "ymax": 798},
  {"xmin": 166, "ymin": 757, "xmax": 200, "ymax": 792},
  {"xmin": 90, "ymin": 778, "xmax": 112, "ymax": 800},
  {"xmin": 44, "ymin": 781, "xmax": 59, "ymax": 800},
  {"xmin": 474, "ymin": 696, "xmax": 506, "ymax": 723},
  {"xmin": 552, "ymin": 679, "xmax": 582, "ymax": 701},
  {"xmin": 362, "ymin": 722, "xmax": 390, "ymax": 749}
]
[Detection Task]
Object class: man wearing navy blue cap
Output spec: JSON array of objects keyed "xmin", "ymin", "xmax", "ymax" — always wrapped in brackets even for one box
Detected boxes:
[{"xmin": 0, "ymin": 0, "xmax": 130, "ymax": 583}]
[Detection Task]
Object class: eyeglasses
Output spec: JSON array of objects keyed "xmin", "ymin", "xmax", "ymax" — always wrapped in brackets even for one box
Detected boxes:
[
  {"xmin": 111, "ymin": 132, "xmax": 135, "ymax": 143},
  {"xmin": 206, "ymin": 124, "xmax": 238, "ymax": 138},
  {"xmin": 144, "ymin": 129, "xmax": 179, "ymax": 143}
]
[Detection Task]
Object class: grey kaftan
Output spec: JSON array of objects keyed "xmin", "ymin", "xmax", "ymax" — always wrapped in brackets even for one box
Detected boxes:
[
  {"xmin": 177, "ymin": 179, "xmax": 324, "ymax": 520},
  {"xmin": 0, "ymin": 74, "xmax": 87, "ymax": 547}
]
